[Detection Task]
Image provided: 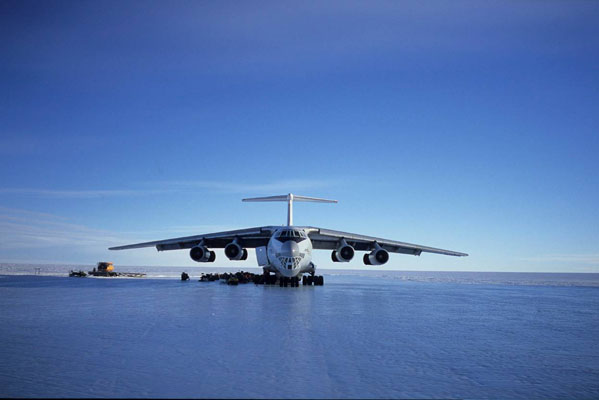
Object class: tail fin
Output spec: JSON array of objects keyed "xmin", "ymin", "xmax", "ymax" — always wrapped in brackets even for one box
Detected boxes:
[{"xmin": 242, "ymin": 193, "xmax": 337, "ymax": 226}]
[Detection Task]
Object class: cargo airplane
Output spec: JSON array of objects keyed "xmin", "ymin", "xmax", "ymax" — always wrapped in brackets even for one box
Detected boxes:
[{"xmin": 109, "ymin": 194, "xmax": 467, "ymax": 284}]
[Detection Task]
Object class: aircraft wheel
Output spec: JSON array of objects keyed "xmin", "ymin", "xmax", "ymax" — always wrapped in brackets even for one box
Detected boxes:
[
  {"xmin": 279, "ymin": 278, "xmax": 284, "ymax": 287},
  {"xmin": 302, "ymin": 276, "xmax": 307, "ymax": 285},
  {"xmin": 284, "ymin": 277, "xmax": 288, "ymax": 287},
  {"xmin": 320, "ymin": 275, "xmax": 324, "ymax": 286}
]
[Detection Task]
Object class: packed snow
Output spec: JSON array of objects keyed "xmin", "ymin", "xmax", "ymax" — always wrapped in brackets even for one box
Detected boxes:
[{"xmin": 1, "ymin": 271, "xmax": 598, "ymax": 398}]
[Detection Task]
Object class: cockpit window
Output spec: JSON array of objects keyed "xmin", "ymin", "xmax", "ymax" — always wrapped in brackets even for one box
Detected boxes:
[{"xmin": 275, "ymin": 229, "xmax": 306, "ymax": 243}]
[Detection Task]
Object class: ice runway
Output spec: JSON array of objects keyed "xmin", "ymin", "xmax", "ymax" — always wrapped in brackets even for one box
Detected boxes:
[{"xmin": 1, "ymin": 273, "xmax": 598, "ymax": 398}]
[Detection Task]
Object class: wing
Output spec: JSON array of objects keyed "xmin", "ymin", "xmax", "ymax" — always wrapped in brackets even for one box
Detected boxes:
[
  {"xmin": 305, "ymin": 226, "xmax": 468, "ymax": 257},
  {"xmin": 109, "ymin": 226, "xmax": 277, "ymax": 251}
]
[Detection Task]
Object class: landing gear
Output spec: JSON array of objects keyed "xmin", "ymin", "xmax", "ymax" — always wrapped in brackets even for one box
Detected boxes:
[
  {"xmin": 269, "ymin": 276, "xmax": 302, "ymax": 287},
  {"xmin": 258, "ymin": 273, "xmax": 324, "ymax": 288},
  {"xmin": 301, "ymin": 274, "xmax": 324, "ymax": 286},
  {"xmin": 262, "ymin": 270, "xmax": 278, "ymax": 285}
]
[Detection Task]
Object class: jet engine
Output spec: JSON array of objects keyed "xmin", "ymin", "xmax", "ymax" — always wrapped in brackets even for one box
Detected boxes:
[
  {"xmin": 331, "ymin": 239, "xmax": 355, "ymax": 262},
  {"xmin": 224, "ymin": 241, "xmax": 248, "ymax": 261},
  {"xmin": 363, "ymin": 243, "xmax": 389, "ymax": 265},
  {"xmin": 190, "ymin": 245, "xmax": 215, "ymax": 263}
]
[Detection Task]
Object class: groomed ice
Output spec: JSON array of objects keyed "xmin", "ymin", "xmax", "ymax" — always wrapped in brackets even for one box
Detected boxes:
[{"xmin": 0, "ymin": 272, "xmax": 598, "ymax": 398}]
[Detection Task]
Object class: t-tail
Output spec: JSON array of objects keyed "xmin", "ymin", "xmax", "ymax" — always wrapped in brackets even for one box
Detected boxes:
[{"xmin": 242, "ymin": 193, "xmax": 337, "ymax": 226}]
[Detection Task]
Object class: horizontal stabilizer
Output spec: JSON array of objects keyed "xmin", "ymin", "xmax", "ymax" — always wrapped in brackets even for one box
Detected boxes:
[
  {"xmin": 242, "ymin": 193, "xmax": 337, "ymax": 225},
  {"xmin": 242, "ymin": 194, "xmax": 337, "ymax": 203}
]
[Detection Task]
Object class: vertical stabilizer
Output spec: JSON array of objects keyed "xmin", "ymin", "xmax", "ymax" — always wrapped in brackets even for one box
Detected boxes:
[{"xmin": 242, "ymin": 193, "xmax": 337, "ymax": 226}]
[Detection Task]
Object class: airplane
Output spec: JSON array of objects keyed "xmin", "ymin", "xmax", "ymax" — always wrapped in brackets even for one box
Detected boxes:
[{"xmin": 109, "ymin": 194, "xmax": 468, "ymax": 285}]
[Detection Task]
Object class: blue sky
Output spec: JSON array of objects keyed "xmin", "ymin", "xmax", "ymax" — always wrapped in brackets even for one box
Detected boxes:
[{"xmin": 1, "ymin": 1, "xmax": 598, "ymax": 272}]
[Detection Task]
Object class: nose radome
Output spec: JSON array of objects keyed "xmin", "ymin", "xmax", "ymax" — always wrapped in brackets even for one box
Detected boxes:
[{"xmin": 281, "ymin": 241, "xmax": 300, "ymax": 257}]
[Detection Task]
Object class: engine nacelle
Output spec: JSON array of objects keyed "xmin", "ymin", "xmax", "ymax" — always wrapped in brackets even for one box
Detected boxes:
[
  {"xmin": 190, "ymin": 245, "xmax": 215, "ymax": 263},
  {"xmin": 331, "ymin": 240, "xmax": 355, "ymax": 262},
  {"xmin": 224, "ymin": 242, "xmax": 248, "ymax": 261},
  {"xmin": 363, "ymin": 243, "xmax": 389, "ymax": 265}
]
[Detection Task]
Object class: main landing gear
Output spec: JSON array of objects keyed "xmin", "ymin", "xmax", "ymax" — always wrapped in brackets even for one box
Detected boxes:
[
  {"xmin": 261, "ymin": 271, "xmax": 278, "ymax": 285},
  {"xmin": 302, "ymin": 274, "xmax": 324, "ymax": 286},
  {"xmin": 260, "ymin": 271, "xmax": 324, "ymax": 287}
]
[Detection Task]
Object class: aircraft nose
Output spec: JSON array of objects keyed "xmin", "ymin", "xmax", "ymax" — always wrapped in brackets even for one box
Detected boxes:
[{"xmin": 281, "ymin": 241, "xmax": 300, "ymax": 257}]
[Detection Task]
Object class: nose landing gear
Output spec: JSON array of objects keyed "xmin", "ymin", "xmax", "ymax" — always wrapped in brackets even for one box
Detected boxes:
[
  {"xmin": 278, "ymin": 277, "xmax": 300, "ymax": 287},
  {"xmin": 261, "ymin": 270, "xmax": 323, "ymax": 287}
]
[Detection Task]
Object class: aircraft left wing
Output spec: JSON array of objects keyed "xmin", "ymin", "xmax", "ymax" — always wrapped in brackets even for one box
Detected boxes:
[
  {"xmin": 304, "ymin": 226, "xmax": 468, "ymax": 257},
  {"xmin": 109, "ymin": 226, "xmax": 277, "ymax": 251}
]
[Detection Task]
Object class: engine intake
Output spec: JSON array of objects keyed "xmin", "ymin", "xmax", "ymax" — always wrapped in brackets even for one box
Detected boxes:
[
  {"xmin": 331, "ymin": 239, "xmax": 354, "ymax": 262},
  {"xmin": 363, "ymin": 243, "xmax": 389, "ymax": 265},
  {"xmin": 190, "ymin": 245, "xmax": 215, "ymax": 263},
  {"xmin": 225, "ymin": 242, "xmax": 248, "ymax": 261}
]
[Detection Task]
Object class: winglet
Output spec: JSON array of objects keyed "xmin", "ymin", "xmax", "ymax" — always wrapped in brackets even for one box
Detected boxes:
[{"xmin": 242, "ymin": 193, "xmax": 337, "ymax": 226}]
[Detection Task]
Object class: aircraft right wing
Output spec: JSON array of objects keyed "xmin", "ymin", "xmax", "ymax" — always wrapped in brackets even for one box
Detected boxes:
[
  {"xmin": 109, "ymin": 226, "xmax": 277, "ymax": 251},
  {"xmin": 305, "ymin": 226, "xmax": 468, "ymax": 257}
]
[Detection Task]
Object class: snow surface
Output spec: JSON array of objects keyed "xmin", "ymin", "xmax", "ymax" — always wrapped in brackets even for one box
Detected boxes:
[{"xmin": 1, "ymin": 274, "xmax": 598, "ymax": 398}]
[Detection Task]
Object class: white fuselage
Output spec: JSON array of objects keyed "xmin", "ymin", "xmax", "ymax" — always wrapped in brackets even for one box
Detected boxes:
[{"xmin": 265, "ymin": 227, "xmax": 314, "ymax": 278}]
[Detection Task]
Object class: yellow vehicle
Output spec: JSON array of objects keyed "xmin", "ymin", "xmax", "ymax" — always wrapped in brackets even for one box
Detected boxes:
[
  {"xmin": 89, "ymin": 261, "xmax": 117, "ymax": 276},
  {"xmin": 98, "ymin": 262, "xmax": 114, "ymax": 272}
]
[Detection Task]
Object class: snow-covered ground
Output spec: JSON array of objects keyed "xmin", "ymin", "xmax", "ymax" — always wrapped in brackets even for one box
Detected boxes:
[
  {"xmin": 2, "ymin": 263, "xmax": 599, "ymax": 287},
  {"xmin": 1, "ymin": 273, "xmax": 598, "ymax": 398}
]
